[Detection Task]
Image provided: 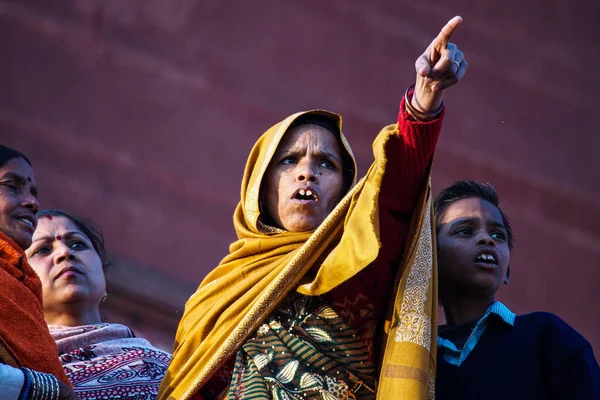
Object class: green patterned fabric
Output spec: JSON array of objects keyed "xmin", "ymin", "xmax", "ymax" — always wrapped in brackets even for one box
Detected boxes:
[{"xmin": 228, "ymin": 294, "xmax": 376, "ymax": 399}]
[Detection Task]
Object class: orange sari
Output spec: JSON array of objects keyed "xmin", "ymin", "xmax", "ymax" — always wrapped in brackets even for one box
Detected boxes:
[{"xmin": 0, "ymin": 231, "xmax": 71, "ymax": 385}]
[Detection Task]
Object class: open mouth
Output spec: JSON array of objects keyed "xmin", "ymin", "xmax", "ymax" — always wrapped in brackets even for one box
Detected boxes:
[
  {"xmin": 474, "ymin": 251, "xmax": 498, "ymax": 266},
  {"xmin": 292, "ymin": 188, "xmax": 319, "ymax": 202},
  {"xmin": 16, "ymin": 216, "xmax": 36, "ymax": 229}
]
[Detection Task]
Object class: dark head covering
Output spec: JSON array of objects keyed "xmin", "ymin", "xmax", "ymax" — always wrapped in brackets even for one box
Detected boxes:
[{"xmin": 0, "ymin": 145, "xmax": 32, "ymax": 168}]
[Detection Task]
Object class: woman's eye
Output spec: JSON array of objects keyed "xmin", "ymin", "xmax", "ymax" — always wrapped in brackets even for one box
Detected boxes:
[
  {"xmin": 1, "ymin": 182, "xmax": 17, "ymax": 191},
  {"xmin": 33, "ymin": 247, "xmax": 51, "ymax": 256},
  {"xmin": 69, "ymin": 241, "xmax": 87, "ymax": 251},
  {"xmin": 319, "ymin": 160, "xmax": 335, "ymax": 169},
  {"xmin": 281, "ymin": 156, "xmax": 297, "ymax": 165}
]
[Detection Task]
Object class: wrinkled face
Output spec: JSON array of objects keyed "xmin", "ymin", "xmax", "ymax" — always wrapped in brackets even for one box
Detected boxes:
[
  {"xmin": 26, "ymin": 216, "xmax": 106, "ymax": 313},
  {"xmin": 262, "ymin": 124, "xmax": 345, "ymax": 232},
  {"xmin": 0, "ymin": 157, "xmax": 39, "ymax": 249},
  {"xmin": 437, "ymin": 197, "xmax": 510, "ymax": 299}
]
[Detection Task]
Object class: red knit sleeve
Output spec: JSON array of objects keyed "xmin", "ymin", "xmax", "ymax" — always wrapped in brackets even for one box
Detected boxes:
[
  {"xmin": 327, "ymin": 93, "xmax": 444, "ymax": 363},
  {"xmin": 377, "ymin": 93, "xmax": 444, "ymax": 269}
]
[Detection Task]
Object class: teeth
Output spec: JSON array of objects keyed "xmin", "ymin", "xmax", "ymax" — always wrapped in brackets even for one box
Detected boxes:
[
  {"xmin": 19, "ymin": 218, "xmax": 33, "ymax": 227},
  {"xmin": 306, "ymin": 190, "xmax": 313, "ymax": 197},
  {"xmin": 478, "ymin": 253, "xmax": 496, "ymax": 262},
  {"xmin": 299, "ymin": 190, "xmax": 305, "ymax": 196}
]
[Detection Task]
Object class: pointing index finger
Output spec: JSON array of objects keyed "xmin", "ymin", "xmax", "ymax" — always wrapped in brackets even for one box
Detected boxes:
[{"xmin": 435, "ymin": 16, "xmax": 463, "ymax": 48}]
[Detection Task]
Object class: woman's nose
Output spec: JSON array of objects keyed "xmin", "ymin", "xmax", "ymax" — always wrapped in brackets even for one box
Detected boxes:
[
  {"xmin": 21, "ymin": 193, "xmax": 39, "ymax": 215},
  {"xmin": 54, "ymin": 245, "xmax": 75, "ymax": 264},
  {"xmin": 296, "ymin": 162, "xmax": 318, "ymax": 183}
]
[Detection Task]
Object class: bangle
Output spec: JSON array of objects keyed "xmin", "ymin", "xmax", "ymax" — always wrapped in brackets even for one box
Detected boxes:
[
  {"xmin": 19, "ymin": 368, "xmax": 60, "ymax": 400},
  {"xmin": 404, "ymin": 84, "xmax": 444, "ymax": 121},
  {"xmin": 18, "ymin": 367, "xmax": 32, "ymax": 400}
]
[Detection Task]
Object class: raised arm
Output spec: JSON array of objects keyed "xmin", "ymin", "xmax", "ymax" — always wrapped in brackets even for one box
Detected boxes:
[{"xmin": 379, "ymin": 16, "xmax": 468, "ymax": 267}]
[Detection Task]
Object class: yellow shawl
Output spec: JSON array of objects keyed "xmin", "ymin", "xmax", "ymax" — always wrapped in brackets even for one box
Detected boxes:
[{"xmin": 159, "ymin": 110, "xmax": 437, "ymax": 400}]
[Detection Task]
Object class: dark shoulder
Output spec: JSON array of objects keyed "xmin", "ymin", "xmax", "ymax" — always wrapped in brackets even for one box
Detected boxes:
[
  {"xmin": 517, "ymin": 310, "xmax": 569, "ymax": 325},
  {"xmin": 515, "ymin": 311, "xmax": 592, "ymax": 361},
  {"xmin": 517, "ymin": 311, "xmax": 581, "ymax": 333}
]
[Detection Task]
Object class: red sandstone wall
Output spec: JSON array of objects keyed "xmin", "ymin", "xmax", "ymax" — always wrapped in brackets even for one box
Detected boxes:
[{"xmin": 2, "ymin": 1, "xmax": 598, "ymax": 354}]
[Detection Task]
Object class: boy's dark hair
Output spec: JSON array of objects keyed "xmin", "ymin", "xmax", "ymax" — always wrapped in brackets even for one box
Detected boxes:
[
  {"xmin": 37, "ymin": 209, "xmax": 111, "ymax": 270},
  {"xmin": 434, "ymin": 180, "xmax": 514, "ymax": 250}
]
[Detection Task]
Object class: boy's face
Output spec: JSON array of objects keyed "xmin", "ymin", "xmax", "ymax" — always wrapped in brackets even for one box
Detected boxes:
[{"xmin": 437, "ymin": 197, "xmax": 510, "ymax": 298}]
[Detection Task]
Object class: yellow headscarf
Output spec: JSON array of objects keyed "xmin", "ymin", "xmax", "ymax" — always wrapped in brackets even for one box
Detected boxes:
[{"xmin": 159, "ymin": 110, "xmax": 437, "ymax": 400}]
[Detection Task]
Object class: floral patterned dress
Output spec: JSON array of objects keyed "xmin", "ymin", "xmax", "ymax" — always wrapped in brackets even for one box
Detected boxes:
[{"xmin": 50, "ymin": 323, "xmax": 172, "ymax": 400}]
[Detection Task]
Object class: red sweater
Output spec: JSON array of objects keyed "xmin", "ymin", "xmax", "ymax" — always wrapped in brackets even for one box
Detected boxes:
[{"xmin": 195, "ymin": 96, "xmax": 443, "ymax": 398}]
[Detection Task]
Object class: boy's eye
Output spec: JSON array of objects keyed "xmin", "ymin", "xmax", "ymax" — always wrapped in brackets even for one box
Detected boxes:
[
  {"xmin": 491, "ymin": 232, "xmax": 506, "ymax": 241},
  {"xmin": 455, "ymin": 227, "xmax": 471, "ymax": 235}
]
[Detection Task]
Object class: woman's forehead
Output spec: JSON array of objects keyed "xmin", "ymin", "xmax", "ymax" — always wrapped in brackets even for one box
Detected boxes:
[
  {"xmin": 278, "ymin": 124, "xmax": 341, "ymax": 153},
  {"xmin": 0, "ymin": 157, "xmax": 35, "ymax": 179},
  {"xmin": 36, "ymin": 215, "xmax": 79, "ymax": 235}
]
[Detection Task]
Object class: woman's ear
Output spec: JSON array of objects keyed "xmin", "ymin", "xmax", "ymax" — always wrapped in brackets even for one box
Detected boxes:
[{"xmin": 503, "ymin": 265, "xmax": 510, "ymax": 285}]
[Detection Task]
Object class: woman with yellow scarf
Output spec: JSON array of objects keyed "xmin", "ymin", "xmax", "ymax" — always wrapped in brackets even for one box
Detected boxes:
[{"xmin": 160, "ymin": 16, "xmax": 468, "ymax": 400}]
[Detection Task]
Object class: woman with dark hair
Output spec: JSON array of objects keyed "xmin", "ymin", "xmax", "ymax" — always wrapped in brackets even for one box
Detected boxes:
[
  {"xmin": 0, "ymin": 145, "xmax": 77, "ymax": 399},
  {"xmin": 160, "ymin": 16, "xmax": 467, "ymax": 400},
  {"xmin": 25, "ymin": 209, "xmax": 172, "ymax": 400}
]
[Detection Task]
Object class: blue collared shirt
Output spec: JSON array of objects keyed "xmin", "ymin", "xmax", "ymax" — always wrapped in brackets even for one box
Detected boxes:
[{"xmin": 437, "ymin": 301, "xmax": 516, "ymax": 366}]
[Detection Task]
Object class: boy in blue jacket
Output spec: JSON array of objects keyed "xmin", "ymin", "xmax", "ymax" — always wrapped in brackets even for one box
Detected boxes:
[{"xmin": 434, "ymin": 180, "xmax": 599, "ymax": 399}]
